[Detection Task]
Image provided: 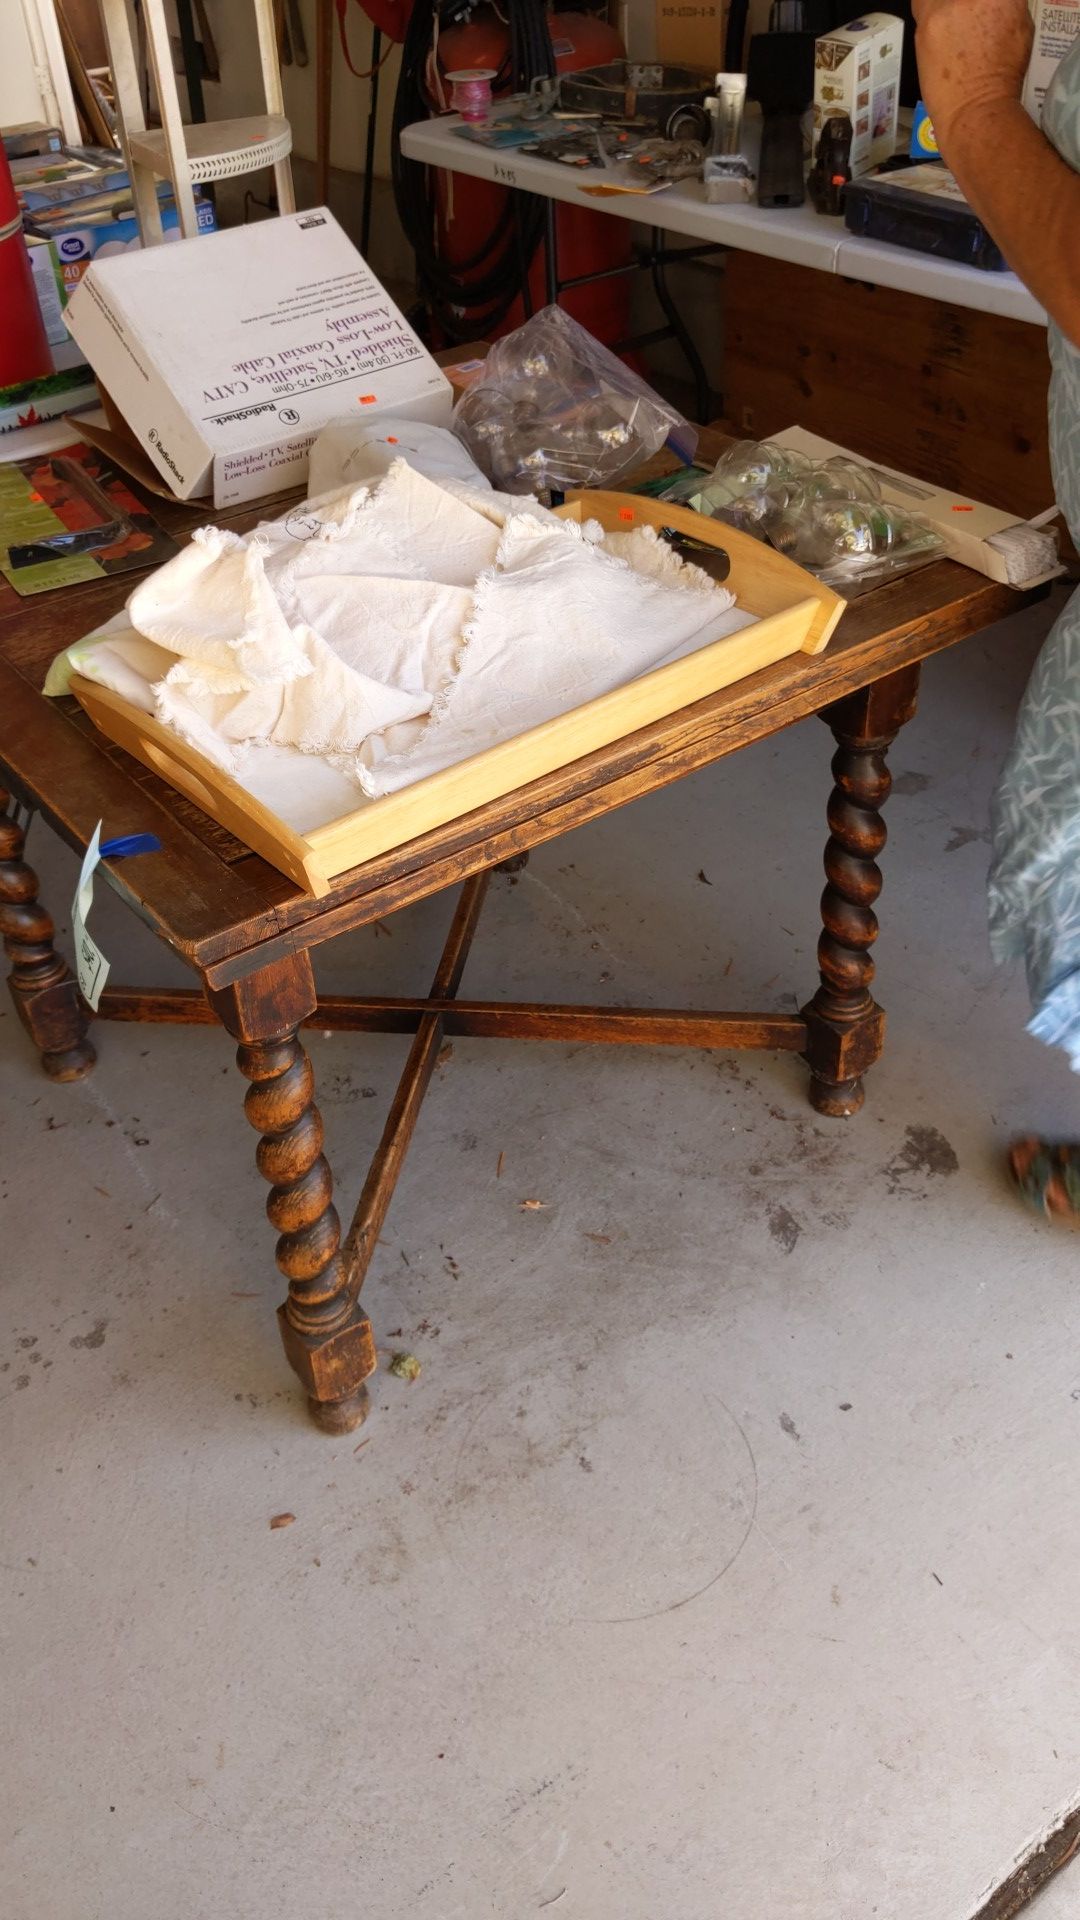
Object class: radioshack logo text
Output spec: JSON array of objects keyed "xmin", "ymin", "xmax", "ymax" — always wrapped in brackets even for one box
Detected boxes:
[{"xmin": 148, "ymin": 428, "xmax": 183, "ymax": 483}]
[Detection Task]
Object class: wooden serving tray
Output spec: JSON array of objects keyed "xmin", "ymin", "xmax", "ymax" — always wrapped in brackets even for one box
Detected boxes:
[{"xmin": 70, "ymin": 491, "xmax": 844, "ymax": 895}]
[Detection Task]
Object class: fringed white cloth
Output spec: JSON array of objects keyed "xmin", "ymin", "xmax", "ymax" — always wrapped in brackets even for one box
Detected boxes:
[{"xmin": 50, "ymin": 461, "xmax": 753, "ymax": 804}]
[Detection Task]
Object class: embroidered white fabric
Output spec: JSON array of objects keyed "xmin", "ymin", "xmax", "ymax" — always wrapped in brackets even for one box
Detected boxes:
[{"xmin": 51, "ymin": 461, "xmax": 753, "ymax": 811}]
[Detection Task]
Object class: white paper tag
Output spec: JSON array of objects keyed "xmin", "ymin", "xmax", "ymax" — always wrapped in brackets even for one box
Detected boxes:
[{"xmin": 72, "ymin": 821, "xmax": 110, "ymax": 1012}]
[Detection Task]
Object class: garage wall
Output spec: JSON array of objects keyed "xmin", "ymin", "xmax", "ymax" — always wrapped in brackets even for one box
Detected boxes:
[{"xmin": 1, "ymin": 0, "xmax": 80, "ymax": 142}]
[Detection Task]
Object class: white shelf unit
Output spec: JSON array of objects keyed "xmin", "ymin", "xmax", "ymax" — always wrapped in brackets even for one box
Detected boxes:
[{"xmin": 99, "ymin": 0, "xmax": 295, "ymax": 244}]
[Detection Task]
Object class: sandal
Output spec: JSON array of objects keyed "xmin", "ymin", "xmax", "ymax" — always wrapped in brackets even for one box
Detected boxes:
[{"xmin": 1008, "ymin": 1138, "xmax": 1080, "ymax": 1227}]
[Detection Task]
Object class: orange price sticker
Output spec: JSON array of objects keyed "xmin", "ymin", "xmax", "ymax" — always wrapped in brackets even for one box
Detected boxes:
[{"xmin": 618, "ymin": 507, "xmax": 635, "ymax": 522}]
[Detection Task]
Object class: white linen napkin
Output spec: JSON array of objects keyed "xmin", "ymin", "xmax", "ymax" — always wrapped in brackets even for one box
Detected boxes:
[{"xmin": 51, "ymin": 461, "xmax": 751, "ymax": 805}]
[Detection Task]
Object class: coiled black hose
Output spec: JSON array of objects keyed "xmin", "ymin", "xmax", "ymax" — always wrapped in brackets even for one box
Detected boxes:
[{"xmin": 391, "ymin": 0, "xmax": 555, "ymax": 338}]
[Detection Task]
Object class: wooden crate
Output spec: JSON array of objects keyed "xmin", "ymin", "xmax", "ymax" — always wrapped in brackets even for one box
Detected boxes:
[{"xmin": 71, "ymin": 490, "xmax": 843, "ymax": 896}]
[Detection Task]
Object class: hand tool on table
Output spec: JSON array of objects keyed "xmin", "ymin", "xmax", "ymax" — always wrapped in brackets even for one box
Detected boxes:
[
  {"xmin": 193, "ymin": 0, "xmax": 220, "ymax": 80},
  {"xmin": 273, "ymin": 0, "xmax": 292, "ymax": 63},
  {"xmin": 286, "ymin": 0, "xmax": 308, "ymax": 64}
]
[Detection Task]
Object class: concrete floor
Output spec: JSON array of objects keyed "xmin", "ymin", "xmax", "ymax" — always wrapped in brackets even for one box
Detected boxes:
[
  {"xmin": 1034, "ymin": 1880, "xmax": 1080, "ymax": 1920},
  {"xmin": 5, "ymin": 592, "xmax": 1080, "ymax": 1920}
]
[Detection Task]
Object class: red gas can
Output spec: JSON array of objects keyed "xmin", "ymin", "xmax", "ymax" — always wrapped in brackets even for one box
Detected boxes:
[{"xmin": 0, "ymin": 147, "xmax": 51, "ymax": 388}]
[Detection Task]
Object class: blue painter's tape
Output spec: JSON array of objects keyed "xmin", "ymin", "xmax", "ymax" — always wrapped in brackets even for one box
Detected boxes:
[{"xmin": 100, "ymin": 834, "xmax": 163, "ymax": 859}]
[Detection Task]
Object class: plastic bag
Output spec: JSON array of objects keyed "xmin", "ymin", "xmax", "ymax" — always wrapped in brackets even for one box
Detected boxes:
[
  {"xmin": 660, "ymin": 438, "xmax": 943, "ymax": 591},
  {"xmin": 453, "ymin": 304, "xmax": 698, "ymax": 496},
  {"xmin": 609, "ymin": 137, "xmax": 706, "ymax": 188}
]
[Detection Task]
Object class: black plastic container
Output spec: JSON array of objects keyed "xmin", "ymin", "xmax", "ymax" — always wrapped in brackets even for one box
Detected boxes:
[{"xmin": 844, "ymin": 165, "xmax": 1008, "ymax": 273}]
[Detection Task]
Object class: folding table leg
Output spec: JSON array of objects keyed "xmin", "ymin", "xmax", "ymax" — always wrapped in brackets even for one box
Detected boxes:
[
  {"xmin": 802, "ymin": 664, "xmax": 922, "ymax": 1117},
  {"xmin": 649, "ymin": 227, "xmax": 713, "ymax": 425},
  {"xmin": 210, "ymin": 953, "xmax": 376, "ymax": 1433},
  {"xmin": 543, "ymin": 197, "xmax": 559, "ymax": 307},
  {"xmin": 0, "ymin": 788, "xmax": 95, "ymax": 1082}
]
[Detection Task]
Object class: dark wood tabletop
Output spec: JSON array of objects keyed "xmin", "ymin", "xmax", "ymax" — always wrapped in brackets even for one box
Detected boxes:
[{"xmin": 0, "ymin": 425, "xmax": 1024, "ymax": 991}]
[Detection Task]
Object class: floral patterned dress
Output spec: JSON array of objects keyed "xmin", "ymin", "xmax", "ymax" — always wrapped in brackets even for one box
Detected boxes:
[{"xmin": 989, "ymin": 37, "xmax": 1080, "ymax": 1069}]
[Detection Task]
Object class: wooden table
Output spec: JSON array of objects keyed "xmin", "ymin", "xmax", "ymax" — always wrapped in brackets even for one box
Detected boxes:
[{"xmin": 0, "ymin": 428, "xmax": 1028, "ymax": 1432}]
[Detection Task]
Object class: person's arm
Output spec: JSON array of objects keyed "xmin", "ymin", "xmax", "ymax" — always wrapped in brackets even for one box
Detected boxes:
[{"xmin": 914, "ymin": 0, "xmax": 1080, "ymax": 347}]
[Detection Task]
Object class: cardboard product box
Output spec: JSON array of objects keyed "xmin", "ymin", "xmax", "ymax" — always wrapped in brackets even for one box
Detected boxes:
[
  {"xmin": 9, "ymin": 146, "xmax": 126, "ymax": 209},
  {"xmin": 25, "ymin": 245, "xmax": 98, "ymax": 382},
  {"xmin": 656, "ymin": 0, "xmax": 727, "ymax": 73},
  {"xmin": 774, "ymin": 426, "xmax": 1063, "ymax": 591},
  {"xmin": 26, "ymin": 241, "xmax": 68, "ymax": 350},
  {"xmin": 64, "ymin": 208, "xmax": 454, "ymax": 509},
  {"xmin": 1024, "ymin": 0, "xmax": 1080, "ymax": 122},
  {"xmin": 16, "ymin": 163, "xmax": 127, "ymax": 211},
  {"xmin": 814, "ymin": 12, "xmax": 905, "ymax": 177},
  {"xmin": 0, "ymin": 364, "xmax": 99, "ymax": 434},
  {"xmin": 2, "ymin": 123, "xmax": 64, "ymax": 159},
  {"xmin": 26, "ymin": 192, "xmax": 216, "ymax": 345},
  {"xmin": 23, "ymin": 241, "xmax": 97, "ymax": 385}
]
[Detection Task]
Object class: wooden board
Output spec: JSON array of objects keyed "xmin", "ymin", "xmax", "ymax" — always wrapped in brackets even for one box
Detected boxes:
[
  {"xmin": 723, "ymin": 252, "xmax": 1056, "ymax": 521},
  {"xmin": 70, "ymin": 491, "xmax": 843, "ymax": 895}
]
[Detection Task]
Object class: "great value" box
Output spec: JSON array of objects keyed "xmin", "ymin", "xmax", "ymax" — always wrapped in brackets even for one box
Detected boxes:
[{"xmin": 64, "ymin": 208, "xmax": 453, "ymax": 507}]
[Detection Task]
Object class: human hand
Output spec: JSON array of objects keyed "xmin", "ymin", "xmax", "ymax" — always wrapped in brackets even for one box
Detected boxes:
[{"xmin": 913, "ymin": 0, "xmax": 1033, "ymax": 155}]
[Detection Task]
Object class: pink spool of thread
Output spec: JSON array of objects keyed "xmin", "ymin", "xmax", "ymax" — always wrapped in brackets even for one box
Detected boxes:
[{"xmin": 446, "ymin": 68, "xmax": 497, "ymax": 123}]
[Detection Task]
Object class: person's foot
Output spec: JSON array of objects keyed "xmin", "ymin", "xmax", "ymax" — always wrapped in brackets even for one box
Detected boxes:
[{"xmin": 1008, "ymin": 1138, "xmax": 1080, "ymax": 1225}]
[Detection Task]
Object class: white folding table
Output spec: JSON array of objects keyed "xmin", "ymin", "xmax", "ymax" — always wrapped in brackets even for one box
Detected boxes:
[{"xmin": 400, "ymin": 110, "xmax": 1046, "ymax": 332}]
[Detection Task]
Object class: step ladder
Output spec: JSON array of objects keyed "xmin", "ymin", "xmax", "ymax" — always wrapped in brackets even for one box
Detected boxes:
[{"xmin": 99, "ymin": 0, "xmax": 295, "ymax": 244}]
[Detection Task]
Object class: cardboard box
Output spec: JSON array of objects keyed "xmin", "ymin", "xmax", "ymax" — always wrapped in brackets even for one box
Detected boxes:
[
  {"xmin": 1024, "ymin": 0, "xmax": 1080, "ymax": 122},
  {"xmin": 8, "ymin": 145, "xmax": 126, "ymax": 209},
  {"xmin": 74, "ymin": 343, "xmax": 488, "ymax": 512},
  {"xmin": 0, "ymin": 364, "xmax": 99, "ymax": 434},
  {"xmin": 2, "ymin": 123, "xmax": 64, "ymax": 159},
  {"xmin": 26, "ymin": 242, "xmax": 68, "ymax": 350},
  {"xmin": 25, "ymin": 245, "xmax": 97, "ymax": 381},
  {"xmin": 656, "ymin": 0, "xmax": 727, "ymax": 73},
  {"xmin": 774, "ymin": 426, "xmax": 1063, "ymax": 591},
  {"xmin": 64, "ymin": 209, "xmax": 454, "ymax": 509},
  {"xmin": 15, "ymin": 161, "xmax": 127, "ymax": 211},
  {"xmin": 814, "ymin": 12, "xmax": 905, "ymax": 178}
]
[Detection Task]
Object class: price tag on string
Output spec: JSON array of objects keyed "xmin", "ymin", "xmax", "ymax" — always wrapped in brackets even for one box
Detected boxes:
[
  {"xmin": 72, "ymin": 820, "xmax": 109, "ymax": 1012},
  {"xmin": 71, "ymin": 828, "xmax": 162, "ymax": 1011}
]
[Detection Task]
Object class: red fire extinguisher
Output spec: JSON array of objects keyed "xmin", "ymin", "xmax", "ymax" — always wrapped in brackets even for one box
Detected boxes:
[
  {"xmin": 0, "ymin": 146, "xmax": 51, "ymax": 388},
  {"xmin": 433, "ymin": 10, "xmax": 631, "ymax": 343}
]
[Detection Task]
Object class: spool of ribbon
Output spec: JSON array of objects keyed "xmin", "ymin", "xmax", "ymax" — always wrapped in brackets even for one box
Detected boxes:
[{"xmin": 446, "ymin": 68, "xmax": 497, "ymax": 123}]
